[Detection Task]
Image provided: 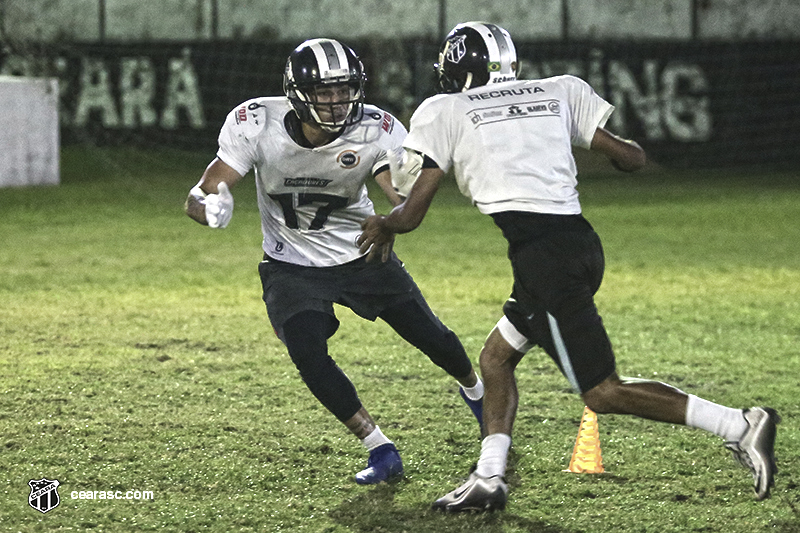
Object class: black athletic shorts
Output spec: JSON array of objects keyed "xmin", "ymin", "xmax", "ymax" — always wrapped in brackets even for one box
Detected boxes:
[
  {"xmin": 491, "ymin": 211, "xmax": 616, "ymax": 394},
  {"xmin": 258, "ymin": 252, "xmax": 422, "ymax": 342}
]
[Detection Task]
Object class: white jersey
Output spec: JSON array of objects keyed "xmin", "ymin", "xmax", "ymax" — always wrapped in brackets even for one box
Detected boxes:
[
  {"xmin": 404, "ymin": 75, "xmax": 613, "ymax": 215},
  {"xmin": 216, "ymin": 97, "xmax": 406, "ymax": 267}
]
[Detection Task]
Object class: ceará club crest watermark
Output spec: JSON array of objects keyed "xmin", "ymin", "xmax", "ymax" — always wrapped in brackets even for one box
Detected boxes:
[{"xmin": 29, "ymin": 478, "xmax": 61, "ymax": 513}]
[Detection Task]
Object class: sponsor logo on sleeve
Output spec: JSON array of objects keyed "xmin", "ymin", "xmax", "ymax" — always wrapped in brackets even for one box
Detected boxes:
[
  {"xmin": 381, "ymin": 113, "xmax": 394, "ymax": 133},
  {"xmin": 235, "ymin": 106, "xmax": 247, "ymax": 124}
]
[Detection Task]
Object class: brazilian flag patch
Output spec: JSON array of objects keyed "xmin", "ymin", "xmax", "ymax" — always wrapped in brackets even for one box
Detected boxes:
[{"xmin": 487, "ymin": 62, "xmax": 501, "ymax": 72}]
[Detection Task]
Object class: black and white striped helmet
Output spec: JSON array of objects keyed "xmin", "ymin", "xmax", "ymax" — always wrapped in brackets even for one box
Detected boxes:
[
  {"xmin": 283, "ymin": 38, "xmax": 367, "ymax": 131},
  {"xmin": 435, "ymin": 22, "xmax": 518, "ymax": 93}
]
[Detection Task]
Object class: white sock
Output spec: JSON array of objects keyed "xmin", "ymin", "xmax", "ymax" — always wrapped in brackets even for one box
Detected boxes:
[
  {"xmin": 685, "ymin": 395, "xmax": 748, "ymax": 442},
  {"xmin": 461, "ymin": 378, "xmax": 484, "ymax": 401},
  {"xmin": 361, "ymin": 426, "xmax": 392, "ymax": 451},
  {"xmin": 475, "ymin": 433, "xmax": 512, "ymax": 478}
]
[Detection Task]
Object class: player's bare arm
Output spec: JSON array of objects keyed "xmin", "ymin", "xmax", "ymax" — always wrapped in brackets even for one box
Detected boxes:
[
  {"xmin": 383, "ymin": 166, "xmax": 444, "ymax": 233},
  {"xmin": 590, "ymin": 127, "xmax": 646, "ymax": 172},
  {"xmin": 358, "ymin": 166, "xmax": 444, "ymax": 262},
  {"xmin": 185, "ymin": 157, "xmax": 244, "ymax": 226},
  {"xmin": 373, "ymin": 168, "xmax": 405, "ymax": 208}
]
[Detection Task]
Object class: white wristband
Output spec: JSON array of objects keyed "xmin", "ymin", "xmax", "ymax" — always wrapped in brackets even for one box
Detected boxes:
[
  {"xmin": 189, "ymin": 185, "xmax": 207, "ymax": 201},
  {"xmin": 390, "ymin": 148, "xmax": 423, "ymax": 197}
]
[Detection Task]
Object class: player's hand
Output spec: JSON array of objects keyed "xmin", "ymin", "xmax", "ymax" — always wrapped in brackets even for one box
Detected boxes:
[
  {"xmin": 205, "ymin": 182, "xmax": 234, "ymax": 228},
  {"xmin": 358, "ymin": 215, "xmax": 395, "ymax": 263}
]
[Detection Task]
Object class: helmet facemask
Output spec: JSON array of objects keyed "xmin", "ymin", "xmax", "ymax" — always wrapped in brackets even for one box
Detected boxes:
[{"xmin": 293, "ymin": 81, "xmax": 363, "ymax": 132}]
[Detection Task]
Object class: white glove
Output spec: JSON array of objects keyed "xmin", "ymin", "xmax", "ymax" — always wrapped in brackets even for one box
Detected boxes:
[
  {"xmin": 389, "ymin": 147, "xmax": 423, "ymax": 197},
  {"xmin": 204, "ymin": 182, "xmax": 234, "ymax": 228}
]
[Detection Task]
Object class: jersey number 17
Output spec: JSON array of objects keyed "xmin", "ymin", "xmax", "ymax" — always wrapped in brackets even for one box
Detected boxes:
[{"xmin": 269, "ymin": 193, "xmax": 349, "ymax": 231}]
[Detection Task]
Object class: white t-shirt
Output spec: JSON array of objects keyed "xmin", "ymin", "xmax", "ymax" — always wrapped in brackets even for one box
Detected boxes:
[
  {"xmin": 403, "ymin": 75, "xmax": 614, "ymax": 215},
  {"xmin": 216, "ymin": 97, "xmax": 406, "ymax": 267}
]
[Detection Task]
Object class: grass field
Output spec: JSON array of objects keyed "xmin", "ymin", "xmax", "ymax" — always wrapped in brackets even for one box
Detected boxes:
[{"xmin": 1, "ymin": 147, "xmax": 799, "ymax": 532}]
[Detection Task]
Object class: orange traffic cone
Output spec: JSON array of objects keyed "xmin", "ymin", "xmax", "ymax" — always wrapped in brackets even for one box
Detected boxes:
[{"xmin": 565, "ymin": 406, "xmax": 605, "ymax": 474}]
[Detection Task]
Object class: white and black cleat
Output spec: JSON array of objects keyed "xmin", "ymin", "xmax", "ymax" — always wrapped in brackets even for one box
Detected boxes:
[
  {"xmin": 725, "ymin": 407, "xmax": 781, "ymax": 500},
  {"xmin": 432, "ymin": 471, "xmax": 508, "ymax": 512}
]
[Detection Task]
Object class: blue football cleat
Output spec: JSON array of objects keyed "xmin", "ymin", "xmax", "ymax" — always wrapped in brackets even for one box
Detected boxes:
[{"xmin": 355, "ymin": 443, "xmax": 404, "ymax": 485}]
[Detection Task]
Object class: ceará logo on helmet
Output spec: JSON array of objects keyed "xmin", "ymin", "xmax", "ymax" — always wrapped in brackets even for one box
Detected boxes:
[{"xmin": 445, "ymin": 35, "xmax": 467, "ymax": 63}]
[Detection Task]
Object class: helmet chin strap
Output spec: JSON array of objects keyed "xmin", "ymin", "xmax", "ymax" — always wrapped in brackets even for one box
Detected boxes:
[
  {"xmin": 317, "ymin": 122, "xmax": 345, "ymax": 133},
  {"xmin": 309, "ymin": 102, "xmax": 354, "ymax": 132},
  {"xmin": 461, "ymin": 72, "xmax": 474, "ymax": 92}
]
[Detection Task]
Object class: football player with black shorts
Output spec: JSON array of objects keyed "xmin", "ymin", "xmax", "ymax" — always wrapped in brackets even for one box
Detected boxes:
[
  {"xmin": 359, "ymin": 22, "xmax": 779, "ymax": 510},
  {"xmin": 185, "ymin": 38, "xmax": 484, "ymax": 485}
]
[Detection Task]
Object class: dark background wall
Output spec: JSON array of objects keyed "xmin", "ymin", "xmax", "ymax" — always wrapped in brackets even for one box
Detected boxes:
[{"xmin": 1, "ymin": 1, "xmax": 798, "ymax": 168}]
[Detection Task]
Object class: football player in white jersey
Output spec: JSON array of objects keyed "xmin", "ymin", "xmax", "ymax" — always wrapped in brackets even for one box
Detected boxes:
[
  {"xmin": 359, "ymin": 22, "xmax": 779, "ymax": 509},
  {"xmin": 185, "ymin": 38, "xmax": 484, "ymax": 485}
]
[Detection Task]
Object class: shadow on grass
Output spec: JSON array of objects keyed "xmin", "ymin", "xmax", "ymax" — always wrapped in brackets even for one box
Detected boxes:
[
  {"xmin": 329, "ymin": 481, "xmax": 573, "ymax": 533},
  {"xmin": 772, "ymin": 481, "xmax": 800, "ymax": 533}
]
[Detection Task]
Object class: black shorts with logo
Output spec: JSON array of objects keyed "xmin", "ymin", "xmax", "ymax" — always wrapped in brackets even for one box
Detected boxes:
[
  {"xmin": 258, "ymin": 252, "xmax": 423, "ymax": 342},
  {"xmin": 491, "ymin": 211, "xmax": 616, "ymax": 394}
]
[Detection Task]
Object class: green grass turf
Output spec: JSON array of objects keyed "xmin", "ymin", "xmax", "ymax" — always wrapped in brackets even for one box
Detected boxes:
[{"xmin": 0, "ymin": 147, "xmax": 798, "ymax": 532}]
